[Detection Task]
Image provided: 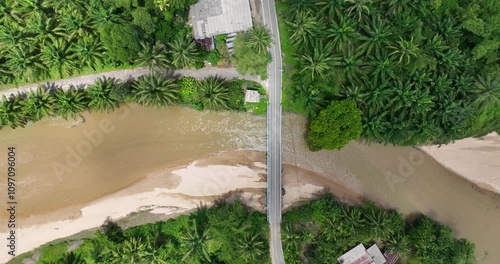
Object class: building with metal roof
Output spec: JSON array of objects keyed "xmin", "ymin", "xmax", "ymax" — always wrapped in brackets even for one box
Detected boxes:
[
  {"xmin": 338, "ymin": 244, "xmax": 387, "ymax": 264},
  {"xmin": 189, "ymin": 0, "xmax": 253, "ymax": 39}
]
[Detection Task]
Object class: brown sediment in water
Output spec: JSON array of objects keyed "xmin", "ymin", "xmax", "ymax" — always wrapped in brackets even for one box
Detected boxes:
[{"xmin": 282, "ymin": 112, "xmax": 500, "ymax": 264}]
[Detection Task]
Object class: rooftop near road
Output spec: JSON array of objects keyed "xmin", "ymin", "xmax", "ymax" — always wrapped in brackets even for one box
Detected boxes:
[{"xmin": 189, "ymin": 0, "xmax": 253, "ymax": 39}]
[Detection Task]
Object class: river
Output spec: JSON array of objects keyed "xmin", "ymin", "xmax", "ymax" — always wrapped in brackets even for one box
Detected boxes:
[{"xmin": 0, "ymin": 105, "xmax": 498, "ymax": 263}]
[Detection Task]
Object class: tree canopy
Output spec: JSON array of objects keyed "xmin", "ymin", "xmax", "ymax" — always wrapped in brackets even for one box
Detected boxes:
[
  {"xmin": 307, "ymin": 99, "xmax": 363, "ymax": 151},
  {"xmin": 278, "ymin": 0, "xmax": 500, "ymax": 146}
]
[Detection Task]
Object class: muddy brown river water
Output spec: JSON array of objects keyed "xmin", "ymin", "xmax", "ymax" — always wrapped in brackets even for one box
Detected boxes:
[{"xmin": 0, "ymin": 105, "xmax": 498, "ymax": 263}]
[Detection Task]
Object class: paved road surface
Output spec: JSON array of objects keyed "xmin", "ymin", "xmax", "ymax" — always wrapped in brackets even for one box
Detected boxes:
[
  {"xmin": 262, "ymin": 0, "xmax": 285, "ymax": 263},
  {"xmin": 0, "ymin": 67, "xmax": 265, "ymax": 98}
]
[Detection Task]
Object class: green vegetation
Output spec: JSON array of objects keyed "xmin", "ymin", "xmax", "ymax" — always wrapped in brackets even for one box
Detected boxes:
[
  {"xmin": 233, "ymin": 26, "xmax": 273, "ymax": 79},
  {"xmin": 282, "ymin": 195, "xmax": 475, "ymax": 264},
  {"xmin": 8, "ymin": 196, "xmax": 475, "ymax": 264},
  {"xmin": 278, "ymin": 0, "xmax": 500, "ymax": 146},
  {"xmin": 0, "ymin": 75, "xmax": 262, "ymax": 130},
  {"xmin": 0, "ymin": 0, "xmax": 201, "ymax": 86},
  {"xmin": 307, "ymin": 99, "xmax": 362, "ymax": 151},
  {"xmin": 9, "ymin": 201, "xmax": 269, "ymax": 264}
]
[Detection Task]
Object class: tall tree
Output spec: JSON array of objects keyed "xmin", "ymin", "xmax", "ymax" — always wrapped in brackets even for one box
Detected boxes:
[
  {"xmin": 181, "ymin": 220, "xmax": 211, "ymax": 263},
  {"xmin": 135, "ymin": 41, "xmax": 170, "ymax": 74},
  {"xmin": 70, "ymin": 35, "xmax": 104, "ymax": 71},
  {"xmin": 472, "ymin": 74, "xmax": 500, "ymax": 109},
  {"xmin": 41, "ymin": 38, "xmax": 77, "ymax": 78},
  {"xmin": 0, "ymin": 95, "xmax": 26, "ymax": 129},
  {"xmin": 168, "ymin": 37, "xmax": 199, "ymax": 69},
  {"xmin": 388, "ymin": 36, "xmax": 420, "ymax": 65},
  {"xmin": 300, "ymin": 42, "xmax": 334, "ymax": 80},
  {"xmin": 86, "ymin": 77, "xmax": 120, "ymax": 112},
  {"xmin": 132, "ymin": 74, "xmax": 179, "ymax": 108},
  {"xmin": 6, "ymin": 45, "xmax": 47, "ymax": 82},
  {"xmin": 21, "ymin": 86, "xmax": 56, "ymax": 121},
  {"xmin": 285, "ymin": 11, "xmax": 318, "ymax": 48},
  {"xmin": 327, "ymin": 14, "xmax": 360, "ymax": 52},
  {"xmin": 247, "ymin": 26, "xmax": 273, "ymax": 54},
  {"xmin": 54, "ymin": 86, "xmax": 88, "ymax": 119},
  {"xmin": 196, "ymin": 75, "xmax": 230, "ymax": 110}
]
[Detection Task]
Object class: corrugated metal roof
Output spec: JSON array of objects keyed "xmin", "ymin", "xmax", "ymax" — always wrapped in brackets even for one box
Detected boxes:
[{"xmin": 190, "ymin": 0, "xmax": 253, "ymax": 39}]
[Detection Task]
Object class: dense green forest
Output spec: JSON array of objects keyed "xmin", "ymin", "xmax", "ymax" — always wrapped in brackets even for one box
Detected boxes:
[
  {"xmin": 0, "ymin": 75, "xmax": 263, "ymax": 129},
  {"xmin": 0, "ymin": 0, "xmax": 201, "ymax": 85},
  {"xmin": 9, "ymin": 196, "xmax": 475, "ymax": 264},
  {"xmin": 277, "ymin": 0, "xmax": 500, "ymax": 148},
  {"xmin": 282, "ymin": 195, "xmax": 475, "ymax": 264}
]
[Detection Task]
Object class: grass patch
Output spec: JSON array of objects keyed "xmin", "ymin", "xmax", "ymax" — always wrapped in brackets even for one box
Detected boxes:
[
  {"xmin": 247, "ymin": 98, "xmax": 268, "ymax": 115},
  {"xmin": 275, "ymin": 1, "xmax": 305, "ymax": 114}
]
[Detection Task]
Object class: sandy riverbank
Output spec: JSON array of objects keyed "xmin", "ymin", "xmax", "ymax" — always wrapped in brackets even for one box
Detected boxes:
[
  {"xmin": 0, "ymin": 150, "xmax": 359, "ymax": 264},
  {"xmin": 420, "ymin": 132, "xmax": 500, "ymax": 194}
]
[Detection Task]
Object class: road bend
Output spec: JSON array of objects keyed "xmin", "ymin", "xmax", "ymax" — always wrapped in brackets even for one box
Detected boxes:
[{"xmin": 262, "ymin": 0, "xmax": 285, "ymax": 263}]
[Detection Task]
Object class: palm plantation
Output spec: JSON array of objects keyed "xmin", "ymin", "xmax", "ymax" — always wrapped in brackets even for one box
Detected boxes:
[{"xmin": 279, "ymin": 0, "xmax": 500, "ymax": 146}]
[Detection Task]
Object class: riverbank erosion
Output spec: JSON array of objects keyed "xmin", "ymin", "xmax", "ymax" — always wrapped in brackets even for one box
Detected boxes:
[
  {"xmin": 421, "ymin": 132, "xmax": 500, "ymax": 194},
  {"xmin": 1, "ymin": 107, "xmax": 499, "ymax": 263},
  {"xmin": 0, "ymin": 150, "xmax": 360, "ymax": 263},
  {"xmin": 282, "ymin": 113, "xmax": 500, "ymax": 263}
]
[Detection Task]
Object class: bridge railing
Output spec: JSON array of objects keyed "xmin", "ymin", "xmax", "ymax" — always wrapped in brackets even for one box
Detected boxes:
[{"xmin": 266, "ymin": 99, "xmax": 271, "ymax": 221}]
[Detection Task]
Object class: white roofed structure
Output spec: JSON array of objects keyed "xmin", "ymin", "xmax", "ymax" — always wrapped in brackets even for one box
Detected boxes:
[{"xmin": 189, "ymin": 0, "xmax": 253, "ymax": 39}]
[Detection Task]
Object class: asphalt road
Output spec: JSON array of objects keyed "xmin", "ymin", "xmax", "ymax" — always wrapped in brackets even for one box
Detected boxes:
[{"xmin": 261, "ymin": 0, "xmax": 285, "ymax": 263}]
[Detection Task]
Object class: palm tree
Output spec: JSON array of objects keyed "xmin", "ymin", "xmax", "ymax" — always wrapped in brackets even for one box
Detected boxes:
[
  {"xmin": 196, "ymin": 75, "xmax": 229, "ymax": 110},
  {"xmin": 472, "ymin": 74, "xmax": 500, "ymax": 109},
  {"xmin": 387, "ymin": 80, "xmax": 418, "ymax": 110},
  {"xmin": 335, "ymin": 48, "xmax": 366, "ymax": 83},
  {"xmin": 0, "ymin": 1, "xmax": 22, "ymax": 25},
  {"xmin": 382, "ymin": 0, "xmax": 420, "ymax": 17},
  {"xmin": 247, "ymin": 26, "xmax": 273, "ymax": 53},
  {"xmin": 426, "ymin": 34, "xmax": 448, "ymax": 58},
  {"xmin": 86, "ymin": 77, "xmax": 120, "ymax": 112},
  {"xmin": 135, "ymin": 41, "xmax": 170, "ymax": 74},
  {"xmin": 388, "ymin": 36, "xmax": 419, "ymax": 65},
  {"xmin": 285, "ymin": 11, "xmax": 318, "ymax": 48},
  {"xmin": 301, "ymin": 84, "xmax": 326, "ymax": 118},
  {"xmin": 344, "ymin": 0, "xmax": 372, "ymax": 23},
  {"xmin": 282, "ymin": 224, "xmax": 302, "ymax": 252},
  {"xmin": 132, "ymin": 74, "xmax": 179, "ymax": 108},
  {"xmin": 70, "ymin": 35, "xmax": 104, "ymax": 71},
  {"xmin": 386, "ymin": 233, "xmax": 411, "ymax": 259},
  {"xmin": 6, "ymin": 45, "xmax": 48, "ymax": 83},
  {"xmin": 365, "ymin": 207, "xmax": 392, "ymax": 240},
  {"xmin": 285, "ymin": 0, "xmax": 317, "ymax": 16},
  {"xmin": 103, "ymin": 237, "xmax": 147, "ymax": 264},
  {"xmin": 0, "ymin": 95, "xmax": 26, "ymax": 129},
  {"xmin": 59, "ymin": 8, "xmax": 91, "ymax": 39},
  {"xmin": 54, "ymin": 86, "xmax": 88, "ymax": 119},
  {"xmin": 90, "ymin": 6, "xmax": 125, "ymax": 28},
  {"xmin": 342, "ymin": 207, "xmax": 364, "ymax": 231},
  {"xmin": 300, "ymin": 42, "xmax": 334, "ymax": 80},
  {"xmin": 327, "ymin": 14, "xmax": 360, "ymax": 52},
  {"xmin": 181, "ymin": 220, "xmax": 211, "ymax": 263},
  {"xmin": 318, "ymin": 0, "xmax": 344, "ymax": 18},
  {"xmin": 168, "ymin": 37, "xmax": 199, "ymax": 69},
  {"xmin": 0, "ymin": 23, "xmax": 29, "ymax": 49},
  {"xmin": 362, "ymin": 109, "xmax": 390, "ymax": 142},
  {"xmin": 339, "ymin": 84, "xmax": 368, "ymax": 108},
  {"xmin": 359, "ymin": 16, "xmax": 393, "ymax": 56},
  {"xmin": 25, "ymin": 12, "xmax": 64, "ymax": 45},
  {"xmin": 51, "ymin": 252, "xmax": 85, "ymax": 264},
  {"xmin": 235, "ymin": 232, "xmax": 266, "ymax": 262},
  {"xmin": 41, "ymin": 39, "xmax": 77, "ymax": 78},
  {"xmin": 21, "ymin": 87, "xmax": 56, "ymax": 121}
]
